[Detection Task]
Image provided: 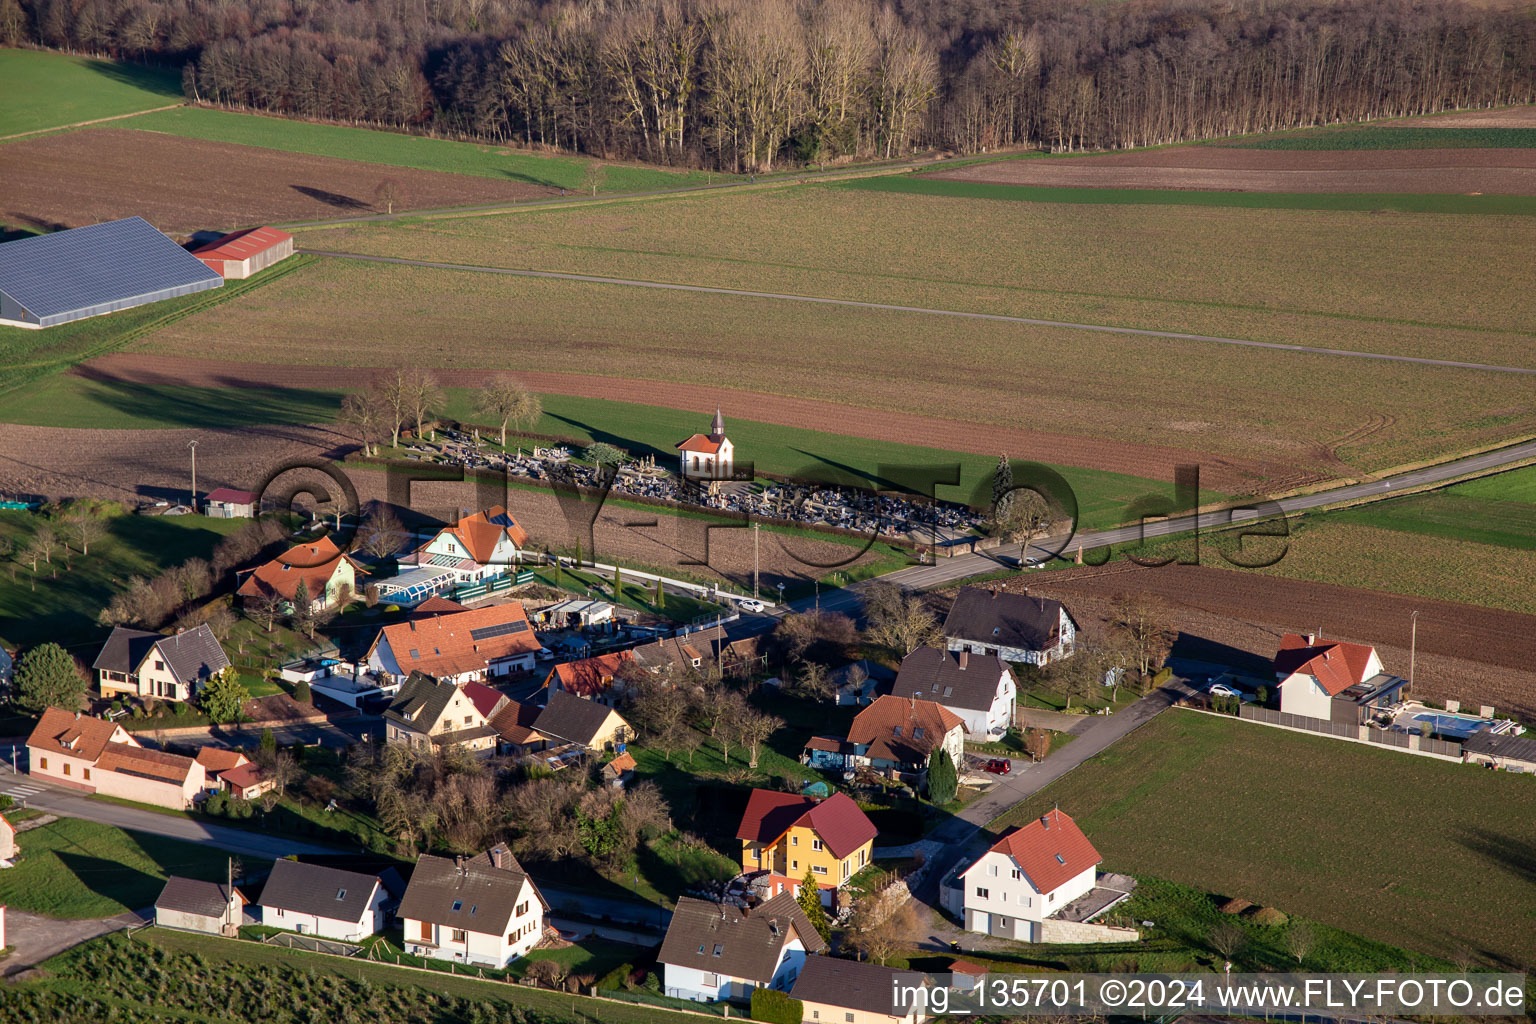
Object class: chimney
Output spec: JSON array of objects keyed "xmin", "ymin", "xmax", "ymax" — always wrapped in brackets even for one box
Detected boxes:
[
  {"xmin": 1040, "ymin": 815, "xmax": 1051, "ymax": 830},
  {"xmin": 489, "ymin": 845, "xmax": 506, "ymax": 869},
  {"xmin": 1305, "ymin": 633, "xmax": 1316, "ymax": 645},
  {"xmin": 958, "ymin": 651, "xmax": 968, "ymax": 670}
]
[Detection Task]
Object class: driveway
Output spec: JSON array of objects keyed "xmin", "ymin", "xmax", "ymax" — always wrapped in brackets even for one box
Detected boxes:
[
  {"xmin": 1, "ymin": 906, "xmax": 149, "ymax": 978},
  {"xmin": 0, "ymin": 766, "xmax": 343, "ymax": 860}
]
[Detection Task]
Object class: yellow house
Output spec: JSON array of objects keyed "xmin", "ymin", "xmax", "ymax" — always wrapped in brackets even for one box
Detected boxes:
[
  {"xmin": 532, "ymin": 691, "xmax": 632, "ymax": 752},
  {"xmin": 736, "ymin": 789, "xmax": 877, "ymax": 892}
]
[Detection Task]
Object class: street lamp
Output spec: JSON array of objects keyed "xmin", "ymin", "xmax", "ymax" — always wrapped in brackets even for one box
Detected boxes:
[
  {"xmin": 1409, "ymin": 610, "xmax": 1420, "ymax": 692},
  {"xmin": 187, "ymin": 439, "xmax": 199, "ymax": 511}
]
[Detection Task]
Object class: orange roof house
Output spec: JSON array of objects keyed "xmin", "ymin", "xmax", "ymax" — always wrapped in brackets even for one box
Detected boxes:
[
  {"xmin": 490, "ymin": 698, "xmax": 547, "ymax": 753},
  {"xmin": 364, "ymin": 602, "xmax": 541, "ymax": 682},
  {"xmin": 956, "ymin": 809, "xmax": 1106, "ymax": 942},
  {"xmin": 195, "ymin": 747, "xmax": 249, "ymax": 791},
  {"xmin": 543, "ymin": 650, "xmax": 634, "ymax": 704},
  {"xmin": 236, "ymin": 535, "xmax": 363, "ymax": 610},
  {"xmin": 736, "ymin": 789, "xmax": 878, "ymax": 889},
  {"xmin": 1273, "ymin": 633, "xmax": 1387, "ymax": 720},
  {"xmin": 676, "ymin": 409, "xmax": 734, "ymax": 488},
  {"xmin": 846, "ymin": 695, "xmax": 965, "ymax": 769},
  {"xmin": 412, "ymin": 506, "xmax": 529, "ymax": 567},
  {"xmin": 26, "ymin": 709, "xmax": 205, "ymax": 810}
]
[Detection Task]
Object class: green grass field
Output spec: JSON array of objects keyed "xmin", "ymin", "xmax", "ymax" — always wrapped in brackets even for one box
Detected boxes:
[
  {"xmin": 1329, "ymin": 467, "xmax": 1536, "ymax": 550},
  {"xmin": 1220, "ymin": 125, "xmax": 1536, "ymax": 150},
  {"xmin": 0, "ymin": 817, "xmax": 228, "ymax": 917},
  {"xmin": 120, "ymin": 105, "xmax": 726, "ymax": 194},
  {"xmin": 994, "ymin": 711, "xmax": 1536, "ymax": 964},
  {"xmin": 848, "ymin": 173, "xmax": 1536, "ymax": 215},
  {"xmin": 1, "ymin": 374, "xmax": 347, "ymax": 429},
  {"xmin": 0, "ymin": 509, "xmax": 245, "ymax": 649},
  {"xmin": 0, "ymin": 49, "xmax": 181, "ymax": 138}
]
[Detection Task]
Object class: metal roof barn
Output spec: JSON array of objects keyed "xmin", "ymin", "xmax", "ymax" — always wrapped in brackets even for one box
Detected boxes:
[
  {"xmin": 192, "ymin": 226, "xmax": 294, "ymax": 279},
  {"xmin": 0, "ymin": 216, "xmax": 223, "ymax": 329}
]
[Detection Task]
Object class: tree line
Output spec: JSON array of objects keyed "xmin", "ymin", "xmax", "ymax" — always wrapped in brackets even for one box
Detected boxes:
[{"xmin": 5, "ymin": 0, "xmax": 1532, "ymax": 170}]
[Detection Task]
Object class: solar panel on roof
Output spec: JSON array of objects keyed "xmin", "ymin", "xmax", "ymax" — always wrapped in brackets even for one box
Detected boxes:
[
  {"xmin": 0, "ymin": 217, "xmax": 222, "ymax": 327},
  {"xmin": 469, "ymin": 621, "xmax": 529, "ymax": 641}
]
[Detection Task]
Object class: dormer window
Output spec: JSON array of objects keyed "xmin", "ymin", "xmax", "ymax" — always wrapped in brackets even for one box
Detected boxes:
[
  {"xmin": 712, "ymin": 944, "xmax": 724, "ymax": 957},
  {"xmin": 1055, "ymin": 854, "xmax": 1065, "ymax": 864},
  {"xmin": 451, "ymin": 900, "xmax": 463, "ymax": 911},
  {"xmin": 335, "ymin": 889, "xmax": 346, "ymax": 900},
  {"xmin": 913, "ymin": 728, "xmax": 925, "ymax": 740},
  {"xmin": 892, "ymin": 726, "xmax": 902, "ymax": 737}
]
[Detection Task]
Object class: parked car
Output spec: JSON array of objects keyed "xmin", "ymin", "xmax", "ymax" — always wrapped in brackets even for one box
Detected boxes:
[
  {"xmin": 983, "ymin": 758, "xmax": 1012, "ymax": 775},
  {"xmin": 738, "ymin": 598, "xmax": 766, "ymax": 613},
  {"xmin": 1209, "ymin": 683, "xmax": 1247, "ymax": 700}
]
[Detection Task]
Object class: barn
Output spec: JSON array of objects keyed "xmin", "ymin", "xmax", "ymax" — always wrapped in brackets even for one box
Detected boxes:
[
  {"xmin": 193, "ymin": 226, "xmax": 295, "ymax": 279},
  {"xmin": 0, "ymin": 216, "xmax": 223, "ymax": 329}
]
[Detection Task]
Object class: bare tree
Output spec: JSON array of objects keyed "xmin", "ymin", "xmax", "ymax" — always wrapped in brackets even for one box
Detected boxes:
[
  {"xmin": 359, "ymin": 506, "xmax": 409, "ymax": 560},
  {"xmin": 250, "ymin": 590, "xmax": 285, "ymax": 632},
  {"xmin": 1283, "ymin": 921, "xmax": 1316, "ymax": 966},
  {"xmin": 1210, "ymin": 919, "xmax": 1248, "ymax": 961},
  {"xmin": 1110, "ymin": 594, "xmax": 1176, "ymax": 681},
  {"xmin": 848, "ymin": 899, "xmax": 918, "ymax": 965},
  {"xmin": 991, "ymin": 488, "xmax": 1054, "ymax": 556},
  {"xmin": 340, "ymin": 392, "xmax": 384, "ymax": 456},
  {"xmin": 475, "ymin": 375, "xmax": 542, "ymax": 446},
  {"xmin": 268, "ymin": 750, "xmax": 300, "ymax": 796},
  {"xmin": 373, "ymin": 177, "xmax": 408, "ymax": 214},
  {"xmin": 861, "ymin": 581, "xmax": 940, "ymax": 655},
  {"xmin": 32, "ymin": 525, "xmax": 57, "ymax": 565},
  {"xmin": 735, "ymin": 708, "xmax": 782, "ymax": 768},
  {"xmin": 404, "ymin": 368, "xmax": 443, "ymax": 441},
  {"xmin": 581, "ymin": 161, "xmax": 606, "ymax": 195},
  {"xmin": 787, "ymin": 660, "xmax": 835, "ymax": 701},
  {"xmin": 1024, "ymin": 727, "xmax": 1052, "ymax": 762},
  {"xmin": 371, "ymin": 370, "xmax": 412, "ymax": 449},
  {"xmin": 65, "ymin": 514, "xmax": 106, "ymax": 556}
]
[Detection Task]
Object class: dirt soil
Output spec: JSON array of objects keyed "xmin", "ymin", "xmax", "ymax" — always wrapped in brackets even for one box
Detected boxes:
[
  {"xmin": 930, "ymin": 147, "xmax": 1536, "ymax": 194},
  {"xmin": 71, "ymin": 353, "xmax": 1311, "ymax": 493},
  {"xmin": 1385, "ymin": 105, "xmax": 1536, "ymax": 128},
  {"xmin": 970, "ymin": 564, "xmax": 1536, "ymax": 719},
  {"xmin": 0, "ymin": 128, "xmax": 555, "ymax": 234}
]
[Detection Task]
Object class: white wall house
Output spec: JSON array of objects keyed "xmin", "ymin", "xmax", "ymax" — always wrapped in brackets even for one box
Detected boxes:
[
  {"xmin": 397, "ymin": 847, "xmax": 547, "ymax": 967},
  {"xmin": 943, "ymin": 587, "xmax": 1077, "ymax": 666},
  {"xmin": 405, "ymin": 506, "xmax": 530, "ymax": 585},
  {"xmin": 675, "ymin": 409, "xmax": 735, "ymax": 488},
  {"xmin": 889, "ymin": 648, "xmax": 1016, "ymax": 738},
  {"xmin": 660, "ymin": 892, "xmax": 826, "ymax": 1003},
  {"xmin": 959, "ymin": 809, "xmax": 1101, "ymax": 942},
  {"xmin": 258, "ymin": 860, "xmax": 392, "ymax": 942},
  {"xmin": 1273, "ymin": 633, "xmax": 1383, "ymax": 721}
]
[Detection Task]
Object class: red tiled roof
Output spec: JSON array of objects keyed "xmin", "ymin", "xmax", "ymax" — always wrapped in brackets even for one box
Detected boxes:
[
  {"xmin": 735, "ymin": 789, "xmax": 877, "ymax": 860},
  {"xmin": 949, "ymin": 959, "xmax": 988, "ymax": 976},
  {"xmin": 413, "ymin": 595, "xmax": 468, "ymax": 616},
  {"xmin": 27, "ymin": 708, "xmax": 123, "ymax": 762},
  {"xmin": 675, "ymin": 433, "xmax": 724, "ymax": 454},
  {"xmin": 488, "ymin": 699, "xmax": 543, "ymax": 745},
  {"xmin": 847, "ymin": 695, "xmax": 964, "ymax": 764},
  {"xmin": 195, "ymin": 747, "xmax": 248, "ymax": 774},
  {"xmin": 426, "ymin": 506, "xmax": 529, "ymax": 563},
  {"xmin": 983, "ymin": 809, "xmax": 1100, "ymax": 894},
  {"xmin": 96, "ymin": 742, "xmax": 196, "ymax": 785},
  {"xmin": 549, "ymin": 651, "xmax": 633, "ymax": 698},
  {"xmin": 220, "ymin": 761, "xmax": 267, "ymax": 791},
  {"xmin": 191, "ymin": 226, "xmax": 292, "ymax": 261},
  {"xmin": 461, "ymin": 680, "xmax": 507, "ymax": 719},
  {"xmin": 374, "ymin": 602, "xmax": 539, "ymax": 679},
  {"xmin": 606, "ymin": 751, "xmax": 637, "ymax": 775},
  {"xmin": 236, "ymin": 535, "xmax": 361, "ymax": 603},
  {"xmin": 204, "ymin": 488, "xmax": 256, "ymax": 505},
  {"xmin": 1274, "ymin": 633, "xmax": 1377, "ymax": 696}
]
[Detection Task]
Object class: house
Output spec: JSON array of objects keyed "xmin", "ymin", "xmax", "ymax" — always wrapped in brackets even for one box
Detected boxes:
[
  {"xmin": 26, "ymin": 708, "xmax": 207, "ymax": 809},
  {"xmin": 632, "ymin": 626, "xmax": 766, "ymax": 679},
  {"xmin": 236, "ymin": 535, "xmax": 363, "ymax": 612},
  {"xmin": 364, "ymin": 602, "xmax": 541, "ymax": 684},
  {"xmin": 532, "ymin": 598, "xmax": 615, "ymax": 631},
  {"xmin": 1272, "ymin": 633, "xmax": 1406, "ymax": 723},
  {"xmin": 942, "ymin": 587, "xmax": 1076, "ymax": 665},
  {"xmin": 532, "ymin": 690, "xmax": 632, "ymax": 752},
  {"xmin": 195, "ymin": 747, "xmax": 250, "ymax": 793},
  {"xmin": 382, "ymin": 674, "xmax": 500, "ymax": 756},
  {"xmin": 402, "ymin": 506, "xmax": 530, "ymax": 588},
  {"xmin": 1463, "ymin": 730, "xmax": 1536, "ymax": 773},
  {"xmin": 889, "ymin": 647, "xmax": 1016, "ymax": 738},
  {"xmin": 833, "ymin": 695, "xmax": 964, "ymax": 778},
  {"xmin": 675, "ymin": 408, "xmax": 735, "ymax": 491},
  {"xmin": 659, "ymin": 890, "xmax": 825, "ymax": 1003},
  {"xmin": 220, "ymin": 761, "xmax": 274, "ymax": 800},
  {"xmin": 154, "ymin": 876, "xmax": 246, "ymax": 935},
  {"xmin": 94, "ymin": 624, "xmax": 231, "ymax": 702},
  {"xmin": 258, "ymin": 859, "xmax": 392, "ymax": 942},
  {"xmin": 735, "ymin": 790, "xmax": 876, "ymax": 894},
  {"xmin": 191, "ymin": 226, "xmax": 294, "ymax": 279},
  {"xmin": 0, "ymin": 812, "xmax": 15, "ymax": 868},
  {"xmin": 203, "ymin": 487, "xmax": 257, "ymax": 518},
  {"xmin": 543, "ymin": 650, "xmax": 634, "ymax": 707},
  {"xmin": 397, "ymin": 845, "xmax": 547, "ymax": 967},
  {"xmin": 488, "ymin": 699, "xmax": 547, "ymax": 756},
  {"xmin": 790, "ymin": 955, "xmax": 931, "ymax": 1024},
  {"xmin": 957, "ymin": 809, "xmax": 1101, "ymax": 942},
  {"xmin": 603, "ymin": 750, "xmax": 637, "ymax": 788}
]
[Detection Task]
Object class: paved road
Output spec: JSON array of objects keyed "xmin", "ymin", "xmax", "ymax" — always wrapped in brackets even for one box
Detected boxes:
[
  {"xmin": 0, "ymin": 766, "xmax": 342, "ymax": 860},
  {"xmin": 300, "ymin": 250, "xmax": 1536, "ymax": 377},
  {"xmin": 0, "ymin": 906, "xmax": 149, "ymax": 978}
]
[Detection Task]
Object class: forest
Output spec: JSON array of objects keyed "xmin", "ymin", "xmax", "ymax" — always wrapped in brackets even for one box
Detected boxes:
[{"xmin": 4, "ymin": 0, "xmax": 1535, "ymax": 170}]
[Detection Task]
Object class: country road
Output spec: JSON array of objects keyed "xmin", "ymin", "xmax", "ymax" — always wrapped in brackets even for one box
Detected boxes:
[{"xmin": 299, "ymin": 249, "xmax": 1536, "ymax": 377}]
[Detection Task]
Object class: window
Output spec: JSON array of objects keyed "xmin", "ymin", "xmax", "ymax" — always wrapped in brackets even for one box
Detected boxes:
[
  {"xmin": 842, "ymin": 859, "xmax": 850, "ymax": 880},
  {"xmin": 810, "ymin": 838, "xmax": 822, "ymax": 852},
  {"xmin": 975, "ymin": 887, "xmax": 989, "ymax": 899},
  {"xmin": 989, "ymin": 864, "xmax": 998, "ymax": 877},
  {"xmin": 451, "ymin": 929, "xmax": 467, "ymax": 943},
  {"xmin": 1019, "ymin": 894, "xmax": 1031, "ymax": 907},
  {"xmin": 335, "ymin": 889, "xmax": 346, "ymax": 900},
  {"xmin": 84, "ymin": 768, "xmax": 91, "ymax": 780},
  {"xmin": 892, "ymin": 726, "xmax": 902, "ymax": 737},
  {"xmin": 464, "ymin": 716, "xmax": 473, "ymax": 725},
  {"xmin": 811, "ymin": 865, "xmax": 827, "ymax": 875},
  {"xmin": 1055, "ymin": 854, "xmax": 1066, "ymax": 865},
  {"xmin": 452, "ymin": 900, "xmax": 463, "ymax": 912},
  {"xmin": 791, "ymin": 835, "xmax": 798, "ymax": 846},
  {"xmin": 701, "ymin": 973, "xmax": 718, "ymax": 988},
  {"xmin": 914, "ymin": 727, "xmax": 925, "ymax": 740},
  {"xmin": 516, "ymin": 901, "xmax": 529, "ymax": 916},
  {"xmin": 846, "ymin": 1014, "xmax": 855, "ymax": 1022},
  {"xmin": 276, "ymin": 908, "xmax": 285, "ymax": 918},
  {"xmin": 812, "ymin": 1012, "xmax": 820, "ymax": 1021},
  {"xmin": 1010, "ymin": 869, "xmax": 1022, "ymax": 880},
  {"xmin": 419, "ymin": 921, "xmax": 432, "ymax": 940},
  {"xmin": 712, "ymin": 944, "xmax": 724, "ymax": 957},
  {"xmin": 791, "ymin": 860, "xmax": 798, "ymax": 870},
  {"xmin": 155, "ymin": 660, "xmax": 165, "ymax": 671},
  {"xmin": 63, "ymin": 763, "xmax": 71, "ymax": 776}
]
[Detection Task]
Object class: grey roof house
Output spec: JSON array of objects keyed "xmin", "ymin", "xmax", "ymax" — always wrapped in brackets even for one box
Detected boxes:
[
  {"xmin": 397, "ymin": 845, "xmax": 548, "ymax": 967},
  {"xmin": 889, "ymin": 647, "xmax": 1017, "ymax": 737},
  {"xmin": 533, "ymin": 690, "xmax": 632, "ymax": 751},
  {"xmin": 154, "ymin": 875, "xmax": 246, "ymax": 936},
  {"xmin": 659, "ymin": 891, "xmax": 826, "ymax": 1003},
  {"xmin": 790, "ymin": 955, "xmax": 932, "ymax": 1023},
  {"xmin": 942, "ymin": 587, "xmax": 1077, "ymax": 666},
  {"xmin": 94, "ymin": 624, "xmax": 231, "ymax": 702},
  {"xmin": 257, "ymin": 859, "xmax": 393, "ymax": 942}
]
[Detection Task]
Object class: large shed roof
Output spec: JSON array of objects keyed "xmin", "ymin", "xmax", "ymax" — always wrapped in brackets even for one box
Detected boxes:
[{"xmin": 0, "ymin": 217, "xmax": 222, "ymax": 327}]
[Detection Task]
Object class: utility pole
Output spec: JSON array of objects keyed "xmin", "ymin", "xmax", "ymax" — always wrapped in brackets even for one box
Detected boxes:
[
  {"xmin": 187, "ymin": 439, "xmax": 199, "ymax": 511},
  {"xmin": 752, "ymin": 523, "xmax": 760, "ymax": 600},
  {"xmin": 1409, "ymin": 610, "xmax": 1419, "ymax": 692}
]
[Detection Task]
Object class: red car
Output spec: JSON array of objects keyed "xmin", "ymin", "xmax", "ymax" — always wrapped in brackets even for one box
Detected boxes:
[{"xmin": 983, "ymin": 758, "xmax": 1012, "ymax": 775}]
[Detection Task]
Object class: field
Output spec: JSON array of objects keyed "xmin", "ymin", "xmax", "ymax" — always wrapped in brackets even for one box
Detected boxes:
[
  {"xmin": 0, "ymin": 507, "xmax": 245, "ymax": 649},
  {"xmin": 121, "ymin": 254, "xmax": 1536, "ymax": 485},
  {"xmin": 1328, "ymin": 465, "xmax": 1536, "ymax": 550},
  {"xmin": 928, "ymin": 145, "xmax": 1536, "ymax": 193},
  {"xmin": 992, "ymin": 711, "xmax": 1536, "ymax": 965},
  {"xmin": 0, "ymin": 128, "xmax": 557, "ymax": 234},
  {"xmin": 0, "ymin": 49, "xmax": 180, "ymax": 137},
  {"xmin": 0, "ymin": 817, "xmax": 228, "ymax": 917}
]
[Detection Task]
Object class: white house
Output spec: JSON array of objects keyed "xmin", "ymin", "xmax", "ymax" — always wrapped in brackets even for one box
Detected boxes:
[
  {"xmin": 0, "ymin": 812, "xmax": 15, "ymax": 868},
  {"xmin": 258, "ymin": 859, "xmax": 393, "ymax": 942},
  {"xmin": 659, "ymin": 891, "xmax": 826, "ymax": 1003},
  {"xmin": 154, "ymin": 875, "xmax": 246, "ymax": 935},
  {"xmin": 402, "ymin": 506, "xmax": 530, "ymax": 586},
  {"xmin": 1273, "ymin": 633, "xmax": 1384, "ymax": 720},
  {"xmin": 397, "ymin": 846, "xmax": 547, "ymax": 967},
  {"xmin": 675, "ymin": 409, "xmax": 735, "ymax": 490},
  {"xmin": 26, "ymin": 708, "xmax": 206, "ymax": 810},
  {"xmin": 943, "ymin": 587, "xmax": 1076, "ymax": 666},
  {"xmin": 364, "ymin": 602, "xmax": 541, "ymax": 684},
  {"xmin": 959, "ymin": 809, "xmax": 1101, "ymax": 942},
  {"xmin": 889, "ymin": 647, "xmax": 1016, "ymax": 738},
  {"xmin": 93, "ymin": 624, "xmax": 231, "ymax": 703},
  {"xmin": 807, "ymin": 695, "xmax": 964, "ymax": 780}
]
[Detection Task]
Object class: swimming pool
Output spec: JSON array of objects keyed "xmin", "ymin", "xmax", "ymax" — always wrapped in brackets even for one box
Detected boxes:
[{"xmin": 1412, "ymin": 713, "xmax": 1491, "ymax": 740}]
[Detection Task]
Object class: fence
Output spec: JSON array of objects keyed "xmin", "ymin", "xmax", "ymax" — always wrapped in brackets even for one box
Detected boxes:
[
  {"xmin": 1231, "ymin": 704, "xmax": 1465, "ymax": 761},
  {"xmin": 1240, "ymin": 705, "xmax": 1358, "ymax": 738}
]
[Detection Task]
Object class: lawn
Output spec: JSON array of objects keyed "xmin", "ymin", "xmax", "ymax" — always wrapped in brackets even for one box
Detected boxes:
[
  {"xmin": 1219, "ymin": 125, "xmax": 1536, "ymax": 150},
  {"xmin": 0, "ymin": 817, "xmax": 227, "ymax": 917},
  {"xmin": 133, "ymin": 256, "xmax": 1536, "ymax": 483},
  {"xmin": 1326, "ymin": 464, "xmax": 1536, "ymax": 551},
  {"xmin": 0, "ymin": 508, "xmax": 246, "ymax": 649},
  {"xmin": 530, "ymin": 565, "xmax": 726, "ymax": 624},
  {"xmin": 120, "ymin": 105, "xmax": 726, "ymax": 194},
  {"xmin": 992, "ymin": 710, "xmax": 1536, "ymax": 965},
  {"xmin": 0, "ymin": 49, "xmax": 181, "ymax": 138},
  {"xmin": 1, "ymin": 374, "xmax": 347, "ymax": 430},
  {"xmin": 847, "ymin": 173, "xmax": 1536, "ymax": 215}
]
